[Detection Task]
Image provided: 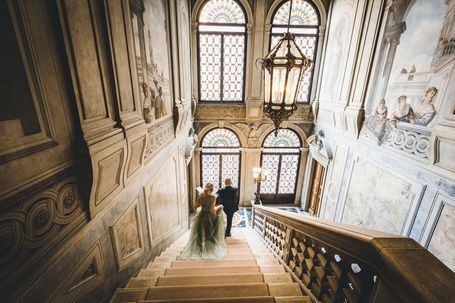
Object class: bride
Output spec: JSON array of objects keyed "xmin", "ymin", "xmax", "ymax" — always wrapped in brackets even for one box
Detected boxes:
[{"xmin": 181, "ymin": 183, "xmax": 227, "ymax": 259}]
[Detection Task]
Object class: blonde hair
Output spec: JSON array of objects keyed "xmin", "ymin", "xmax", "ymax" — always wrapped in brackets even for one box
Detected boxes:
[{"xmin": 203, "ymin": 183, "xmax": 214, "ymax": 196}]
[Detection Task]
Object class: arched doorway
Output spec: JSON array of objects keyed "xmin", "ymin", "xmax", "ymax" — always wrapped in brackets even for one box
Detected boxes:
[
  {"xmin": 260, "ymin": 129, "xmax": 301, "ymax": 204},
  {"xmin": 200, "ymin": 128, "xmax": 241, "ymax": 190}
]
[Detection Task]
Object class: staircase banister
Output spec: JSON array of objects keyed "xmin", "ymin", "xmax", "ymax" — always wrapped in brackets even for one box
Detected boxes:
[{"xmin": 253, "ymin": 205, "xmax": 455, "ymax": 303}]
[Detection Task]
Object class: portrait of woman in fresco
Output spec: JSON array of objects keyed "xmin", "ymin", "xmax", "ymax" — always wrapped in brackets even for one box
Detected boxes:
[
  {"xmin": 414, "ymin": 86, "xmax": 438, "ymax": 126},
  {"xmin": 391, "ymin": 95, "xmax": 415, "ymax": 128}
]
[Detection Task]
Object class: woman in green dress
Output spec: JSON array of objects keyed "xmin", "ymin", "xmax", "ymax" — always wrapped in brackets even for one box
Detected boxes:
[{"xmin": 181, "ymin": 183, "xmax": 227, "ymax": 259}]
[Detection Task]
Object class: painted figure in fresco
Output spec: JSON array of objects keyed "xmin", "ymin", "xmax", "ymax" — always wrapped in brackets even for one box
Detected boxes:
[
  {"xmin": 408, "ymin": 65, "xmax": 416, "ymax": 80},
  {"xmin": 142, "ymin": 82, "xmax": 155, "ymax": 123},
  {"xmin": 372, "ymin": 99, "xmax": 388, "ymax": 134},
  {"xmin": 391, "ymin": 95, "xmax": 415, "ymax": 128},
  {"xmin": 414, "ymin": 86, "xmax": 438, "ymax": 126},
  {"xmin": 154, "ymin": 84, "xmax": 167, "ymax": 119}
]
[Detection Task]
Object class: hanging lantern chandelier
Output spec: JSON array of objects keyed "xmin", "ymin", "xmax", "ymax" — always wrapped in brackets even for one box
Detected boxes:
[{"xmin": 258, "ymin": 0, "xmax": 313, "ymax": 134}]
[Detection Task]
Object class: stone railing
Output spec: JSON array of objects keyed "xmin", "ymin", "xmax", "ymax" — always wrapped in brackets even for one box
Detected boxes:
[{"xmin": 252, "ymin": 205, "xmax": 455, "ymax": 303}]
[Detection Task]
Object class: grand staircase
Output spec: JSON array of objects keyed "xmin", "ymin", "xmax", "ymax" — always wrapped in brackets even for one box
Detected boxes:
[{"xmin": 110, "ymin": 228, "xmax": 310, "ymax": 302}]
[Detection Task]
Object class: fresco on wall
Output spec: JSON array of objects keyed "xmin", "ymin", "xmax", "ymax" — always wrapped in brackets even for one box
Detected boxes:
[
  {"xmin": 319, "ymin": 0, "xmax": 353, "ymax": 101},
  {"xmin": 130, "ymin": 0, "xmax": 172, "ymax": 124},
  {"xmin": 362, "ymin": 0, "xmax": 448, "ymax": 155},
  {"xmin": 342, "ymin": 157, "xmax": 421, "ymax": 235},
  {"xmin": 427, "ymin": 202, "xmax": 455, "ymax": 271}
]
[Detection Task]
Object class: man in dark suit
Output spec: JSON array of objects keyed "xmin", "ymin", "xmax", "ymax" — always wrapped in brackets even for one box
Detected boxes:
[{"xmin": 216, "ymin": 178, "xmax": 239, "ymax": 237}]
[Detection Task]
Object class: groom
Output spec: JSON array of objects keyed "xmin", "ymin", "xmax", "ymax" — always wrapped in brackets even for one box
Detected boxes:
[{"xmin": 217, "ymin": 178, "xmax": 239, "ymax": 237}]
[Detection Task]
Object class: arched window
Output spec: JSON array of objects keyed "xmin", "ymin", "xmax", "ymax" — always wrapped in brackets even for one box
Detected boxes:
[
  {"xmin": 270, "ymin": 0, "xmax": 320, "ymax": 103},
  {"xmin": 201, "ymin": 128, "xmax": 241, "ymax": 190},
  {"xmin": 198, "ymin": 0, "xmax": 247, "ymax": 102},
  {"xmin": 261, "ymin": 129, "xmax": 301, "ymax": 203}
]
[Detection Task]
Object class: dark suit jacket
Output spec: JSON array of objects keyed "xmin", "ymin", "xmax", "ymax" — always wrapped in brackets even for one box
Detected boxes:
[{"xmin": 216, "ymin": 186, "xmax": 239, "ymax": 215}]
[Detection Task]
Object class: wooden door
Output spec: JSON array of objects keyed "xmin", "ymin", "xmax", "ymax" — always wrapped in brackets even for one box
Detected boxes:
[{"xmin": 308, "ymin": 161, "xmax": 325, "ymax": 216}]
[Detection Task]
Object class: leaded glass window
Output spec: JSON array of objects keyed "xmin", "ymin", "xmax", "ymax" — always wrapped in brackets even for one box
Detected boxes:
[
  {"xmin": 270, "ymin": 0, "xmax": 320, "ymax": 103},
  {"xmin": 198, "ymin": 0, "xmax": 247, "ymax": 102},
  {"xmin": 261, "ymin": 129, "xmax": 301, "ymax": 202},
  {"xmin": 201, "ymin": 128, "xmax": 241, "ymax": 191}
]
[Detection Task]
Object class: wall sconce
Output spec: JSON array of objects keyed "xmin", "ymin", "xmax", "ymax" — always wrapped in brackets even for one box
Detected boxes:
[{"xmin": 253, "ymin": 167, "xmax": 267, "ymax": 205}]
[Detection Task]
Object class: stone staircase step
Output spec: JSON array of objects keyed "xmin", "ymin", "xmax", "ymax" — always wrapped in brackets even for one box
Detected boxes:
[
  {"xmin": 155, "ymin": 273, "xmax": 264, "ymax": 286},
  {"xmin": 263, "ymin": 273, "xmax": 293, "ymax": 283},
  {"xmin": 110, "ymin": 288, "xmax": 147, "ymax": 303},
  {"xmin": 127, "ymin": 277, "xmax": 158, "ymax": 288},
  {"xmin": 268, "ymin": 283, "xmax": 302, "ymax": 296},
  {"xmin": 165, "ymin": 265, "xmax": 261, "ymax": 276},
  {"xmin": 259, "ymin": 265, "xmax": 286, "ymax": 273},
  {"xmin": 145, "ymin": 283, "xmax": 270, "ymax": 300},
  {"xmin": 171, "ymin": 259, "xmax": 257, "ymax": 268},
  {"xmin": 138, "ymin": 296, "xmax": 275, "ymax": 303},
  {"xmin": 274, "ymin": 297, "xmax": 311, "ymax": 303}
]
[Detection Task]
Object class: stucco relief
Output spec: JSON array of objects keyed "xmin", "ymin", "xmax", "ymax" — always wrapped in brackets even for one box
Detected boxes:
[
  {"xmin": 0, "ymin": 177, "xmax": 86, "ymax": 290},
  {"xmin": 341, "ymin": 157, "xmax": 422, "ymax": 235},
  {"xmin": 235, "ymin": 123, "xmax": 271, "ymax": 147},
  {"xmin": 427, "ymin": 202, "xmax": 455, "ymax": 271},
  {"xmin": 145, "ymin": 119, "xmax": 174, "ymax": 158},
  {"xmin": 195, "ymin": 104, "xmax": 246, "ymax": 120},
  {"xmin": 144, "ymin": 157, "xmax": 180, "ymax": 244},
  {"xmin": 110, "ymin": 198, "xmax": 144, "ymax": 271},
  {"xmin": 322, "ymin": 146, "xmax": 347, "ymax": 220}
]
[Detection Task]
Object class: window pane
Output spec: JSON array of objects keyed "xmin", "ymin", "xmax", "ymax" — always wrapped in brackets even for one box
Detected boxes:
[
  {"xmin": 263, "ymin": 129, "xmax": 300, "ymax": 147},
  {"xmin": 278, "ymin": 154, "xmax": 299, "ymax": 193},
  {"xmin": 199, "ymin": 0, "xmax": 246, "ymax": 24},
  {"xmin": 223, "ymin": 34, "xmax": 245, "ymax": 101},
  {"xmin": 222, "ymin": 154, "xmax": 240, "ymax": 187},
  {"xmin": 271, "ymin": 35, "xmax": 316, "ymax": 103},
  {"xmin": 202, "ymin": 128, "xmax": 240, "ymax": 147},
  {"xmin": 272, "ymin": 0, "xmax": 319, "ymax": 26},
  {"xmin": 199, "ymin": 34, "xmax": 222, "ymax": 101},
  {"xmin": 202, "ymin": 154, "xmax": 220, "ymax": 188},
  {"xmin": 261, "ymin": 154, "xmax": 280, "ymax": 194}
]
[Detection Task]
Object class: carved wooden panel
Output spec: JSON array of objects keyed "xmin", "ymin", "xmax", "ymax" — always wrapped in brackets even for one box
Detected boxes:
[
  {"xmin": 50, "ymin": 242, "xmax": 106, "ymax": 303},
  {"xmin": 110, "ymin": 197, "xmax": 144, "ymax": 271}
]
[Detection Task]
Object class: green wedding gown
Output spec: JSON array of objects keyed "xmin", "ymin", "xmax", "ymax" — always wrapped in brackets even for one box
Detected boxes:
[{"xmin": 181, "ymin": 194, "xmax": 227, "ymax": 259}]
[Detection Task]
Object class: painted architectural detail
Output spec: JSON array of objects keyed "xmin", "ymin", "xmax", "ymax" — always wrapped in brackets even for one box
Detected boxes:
[
  {"xmin": 110, "ymin": 198, "xmax": 144, "ymax": 271},
  {"xmin": 0, "ymin": 177, "xmax": 86, "ymax": 288},
  {"xmin": 235, "ymin": 123, "xmax": 271, "ymax": 147},
  {"xmin": 195, "ymin": 104, "xmax": 246, "ymax": 120},
  {"xmin": 145, "ymin": 119, "xmax": 174, "ymax": 158}
]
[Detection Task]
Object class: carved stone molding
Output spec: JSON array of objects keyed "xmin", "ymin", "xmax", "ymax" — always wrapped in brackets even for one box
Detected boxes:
[
  {"xmin": 234, "ymin": 122, "xmax": 271, "ymax": 147},
  {"xmin": 50, "ymin": 242, "xmax": 106, "ymax": 303},
  {"xmin": 289, "ymin": 106, "xmax": 314, "ymax": 122},
  {"xmin": 307, "ymin": 131, "xmax": 333, "ymax": 166},
  {"xmin": 0, "ymin": 177, "xmax": 87, "ymax": 294},
  {"xmin": 382, "ymin": 124, "xmax": 431, "ymax": 161},
  {"xmin": 110, "ymin": 197, "xmax": 144, "ymax": 271},
  {"xmin": 145, "ymin": 118, "xmax": 175, "ymax": 159},
  {"xmin": 195, "ymin": 104, "xmax": 246, "ymax": 121}
]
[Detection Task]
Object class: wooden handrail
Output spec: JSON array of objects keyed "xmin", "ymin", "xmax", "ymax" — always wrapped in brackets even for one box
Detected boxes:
[{"xmin": 253, "ymin": 205, "xmax": 455, "ymax": 303}]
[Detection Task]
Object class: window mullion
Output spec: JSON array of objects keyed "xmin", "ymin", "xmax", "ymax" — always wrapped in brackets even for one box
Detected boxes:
[{"xmin": 220, "ymin": 33, "xmax": 225, "ymax": 102}]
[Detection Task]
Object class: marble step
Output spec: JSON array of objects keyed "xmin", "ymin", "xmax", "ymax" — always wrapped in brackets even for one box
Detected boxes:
[
  {"xmin": 145, "ymin": 283, "xmax": 302, "ymax": 300},
  {"xmin": 171, "ymin": 259, "xmax": 257, "ymax": 268},
  {"xmin": 139, "ymin": 297, "xmax": 310, "ymax": 303},
  {"xmin": 154, "ymin": 273, "xmax": 293, "ymax": 286},
  {"xmin": 164, "ymin": 265, "xmax": 285, "ymax": 276}
]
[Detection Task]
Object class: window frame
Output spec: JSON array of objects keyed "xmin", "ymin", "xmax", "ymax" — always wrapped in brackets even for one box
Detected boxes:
[
  {"xmin": 260, "ymin": 128, "xmax": 302, "ymax": 204},
  {"xmin": 269, "ymin": 0, "xmax": 321, "ymax": 104},
  {"xmin": 200, "ymin": 128, "xmax": 242, "ymax": 190},
  {"xmin": 196, "ymin": 0, "xmax": 248, "ymax": 104}
]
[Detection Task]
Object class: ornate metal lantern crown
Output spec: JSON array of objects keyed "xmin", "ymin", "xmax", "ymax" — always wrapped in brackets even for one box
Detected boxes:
[{"xmin": 258, "ymin": 1, "xmax": 313, "ymax": 134}]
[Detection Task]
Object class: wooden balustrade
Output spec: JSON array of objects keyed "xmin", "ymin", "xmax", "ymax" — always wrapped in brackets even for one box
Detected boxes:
[{"xmin": 252, "ymin": 205, "xmax": 455, "ymax": 303}]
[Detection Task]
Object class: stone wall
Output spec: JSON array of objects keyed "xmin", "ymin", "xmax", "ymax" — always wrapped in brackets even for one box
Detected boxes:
[{"xmin": 0, "ymin": 0, "xmax": 193, "ymax": 301}]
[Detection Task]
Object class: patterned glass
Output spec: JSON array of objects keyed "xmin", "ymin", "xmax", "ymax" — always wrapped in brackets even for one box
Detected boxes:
[
  {"xmin": 199, "ymin": 34, "xmax": 222, "ymax": 101},
  {"xmin": 202, "ymin": 128, "xmax": 240, "ymax": 147},
  {"xmin": 202, "ymin": 154, "xmax": 220, "ymax": 188},
  {"xmin": 261, "ymin": 154, "xmax": 280, "ymax": 194},
  {"xmin": 221, "ymin": 154, "xmax": 240, "ymax": 187},
  {"xmin": 272, "ymin": 0, "xmax": 318, "ymax": 26},
  {"xmin": 222, "ymin": 34, "xmax": 245, "ymax": 101},
  {"xmin": 278, "ymin": 154, "xmax": 299, "ymax": 193},
  {"xmin": 271, "ymin": 35, "xmax": 316, "ymax": 103},
  {"xmin": 199, "ymin": 0, "xmax": 245, "ymax": 24},
  {"xmin": 263, "ymin": 129, "xmax": 300, "ymax": 148}
]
